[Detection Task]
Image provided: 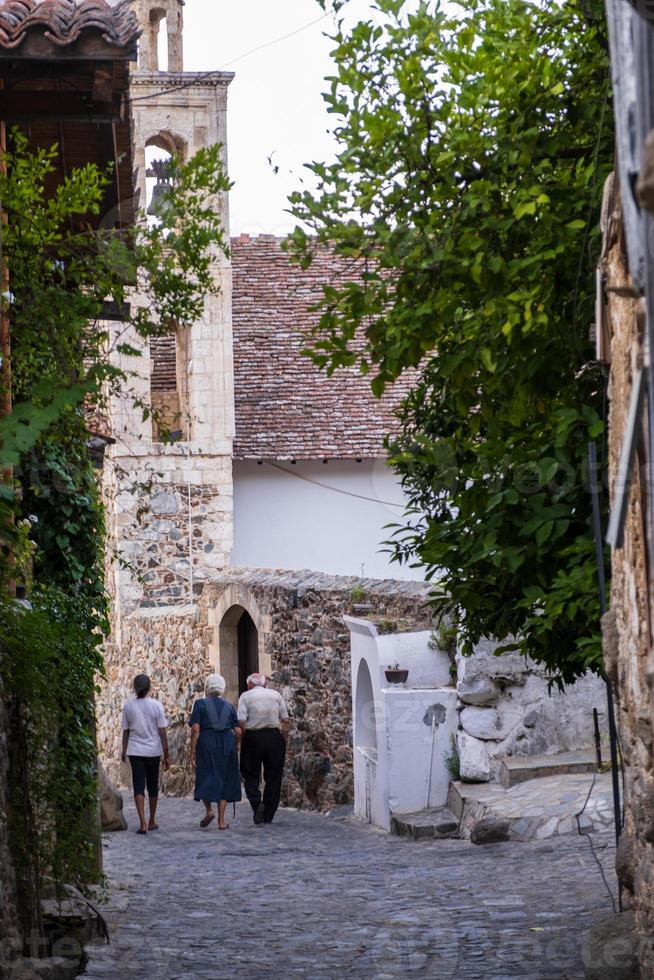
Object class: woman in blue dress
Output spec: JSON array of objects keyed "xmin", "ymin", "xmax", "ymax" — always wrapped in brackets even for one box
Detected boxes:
[{"xmin": 189, "ymin": 673, "xmax": 242, "ymax": 830}]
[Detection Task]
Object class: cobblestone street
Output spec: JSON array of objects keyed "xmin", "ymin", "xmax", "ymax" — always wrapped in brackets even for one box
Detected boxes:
[{"xmin": 82, "ymin": 797, "xmax": 617, "ymax": 979}]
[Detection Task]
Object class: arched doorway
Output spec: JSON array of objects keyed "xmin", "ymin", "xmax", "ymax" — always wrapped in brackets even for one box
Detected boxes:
[
  {"xmin": 355, "ymin": 659, "xmax": 377, "ymax": 754},
  {"xmin": 237, "ymin": 611, "xmax": 259, "ymax": 694},
  {"xmin": 354, "ymin": 660, "xmax": 378, "ymax": 824},
  {"xmin": 218, "ymin": 605, "xmax": 260, "ymax": 705}
]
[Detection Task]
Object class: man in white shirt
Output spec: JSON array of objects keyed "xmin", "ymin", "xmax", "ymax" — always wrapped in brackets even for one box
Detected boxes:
[
  {"xmin": 121, "ymin": 674, "xmax": 170, "ymax": 834},
  {"xmin": 238, "ymin": 673, "xmax": 290, "ymax": 825}
]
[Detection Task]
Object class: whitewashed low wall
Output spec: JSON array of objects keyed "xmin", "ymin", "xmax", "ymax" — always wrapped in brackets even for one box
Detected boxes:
[
  {"xmin": 346, "ymin": 621, "xmax": 611, "ymax": 831},
  {"xmin": 346, "ymin": 617, "xmax": 457, "ymax": 831}
]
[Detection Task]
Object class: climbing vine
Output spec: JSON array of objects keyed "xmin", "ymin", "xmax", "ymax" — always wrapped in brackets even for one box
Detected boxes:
[
  {"xmin": 288, "ymin": 0, "xmax": 613, "ymax": 683},
  {"xmin": 1, "ymin": 589, "xmax": 105, "ymax": 924},
  {"xmin": 0, "ymin": 132, "xmax": 230, "ymax": 931}
]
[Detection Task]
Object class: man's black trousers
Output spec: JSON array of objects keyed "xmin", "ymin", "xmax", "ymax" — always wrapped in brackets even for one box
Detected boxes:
[{"xmin": 240, "ymin": 728, "xmax": 286, "ymax": 822}]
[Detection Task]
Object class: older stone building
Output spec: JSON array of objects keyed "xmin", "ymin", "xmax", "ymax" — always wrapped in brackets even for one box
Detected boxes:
[
  {"xmin": 598, "ymin": 184, "xmax": 654, "ymax": 975},
  {"xmin": 0, "ymin": 0, "xmax": 140, "ymax": 969},
  {"xmin": 102, "ymin": 569, "xmax": 433, "ymax": 809},
  {"xmin": 107, "ymin": 0, "xmax": 234, "ymax": 616},
  {"xmin": 598, "ymin": 3, "xmax": 654, "ymax": 974},
  {"xmin": 599, "ymin": 185, "xmax": 654, "ymax": 973},
  {"xmin": 98, "ymin": 0, "xmax": 430, "ymax": 809}
]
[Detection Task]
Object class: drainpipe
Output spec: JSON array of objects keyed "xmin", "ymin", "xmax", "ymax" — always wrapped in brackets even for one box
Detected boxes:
[{"xmin": 589, "ymin": 442, "xmax": 622, "ymax": 853}]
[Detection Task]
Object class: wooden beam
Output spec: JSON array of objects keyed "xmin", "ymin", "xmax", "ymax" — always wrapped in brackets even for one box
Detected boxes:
[
  {"xmin": 0, "ymin": 84, "xmax": 11, "ymax": 426},
  {"xmin": 97, "ymin": 118, "xmax": 120, "ymax": 226},
  {"xmin": 0, "ymin": 91, "xmax": 120, "ymax": 121}
]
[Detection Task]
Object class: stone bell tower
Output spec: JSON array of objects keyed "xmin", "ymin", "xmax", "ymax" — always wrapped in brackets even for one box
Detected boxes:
[
  {"xmin": 134, "ymin": 0, "xmax": 184, "ymax": 72},
  {"xmin": 104, "ymin": 0, "xmax": 236, "ymax": 617}
]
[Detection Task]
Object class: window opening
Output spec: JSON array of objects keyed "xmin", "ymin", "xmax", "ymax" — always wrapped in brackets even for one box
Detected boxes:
[{"xmin": 156, "ymin": 14, "xmax": 168, "ymax": 72}]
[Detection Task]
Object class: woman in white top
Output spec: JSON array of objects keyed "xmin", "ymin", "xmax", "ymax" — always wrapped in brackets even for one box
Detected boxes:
[{"xmin": 121, "ymin": 674, "xmax": 170, "ymax": 835}]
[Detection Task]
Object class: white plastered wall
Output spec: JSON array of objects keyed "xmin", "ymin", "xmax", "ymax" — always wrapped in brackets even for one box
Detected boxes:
[
  {"xmin": 346, "ymin": 617, "xmax": 458, "ymax": 831},
  {"xmin": 233, "ymin": 459, "xmax": 425, "ymax": 581}
]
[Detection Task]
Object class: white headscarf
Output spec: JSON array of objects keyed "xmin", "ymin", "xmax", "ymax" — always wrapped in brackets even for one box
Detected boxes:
[{"xmin": 205, "ymin": 673, "xmax": 226, "ymax": 695}]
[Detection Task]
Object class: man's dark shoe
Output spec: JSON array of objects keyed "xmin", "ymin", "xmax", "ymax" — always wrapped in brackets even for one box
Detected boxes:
[{"xmin": 253, "ymin": 803, "xmax": 265, "ymax": 825}]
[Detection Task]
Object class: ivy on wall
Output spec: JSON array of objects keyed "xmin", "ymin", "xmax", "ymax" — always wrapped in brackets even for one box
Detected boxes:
[
  {"xmin": 0, "ymin": 133, "xmax": 230, "ymax": 933},
  {"xmin": 0, "ymin": 588, "xmax": 104, "ymax": 928}
]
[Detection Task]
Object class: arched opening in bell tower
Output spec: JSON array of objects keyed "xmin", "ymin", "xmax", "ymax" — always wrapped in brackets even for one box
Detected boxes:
[
  {"xmin": 145, "ymin": 132, "xmax": 190, "ymax": 442},
  {"xmin": 137, "ymin": 0, "xmax": 184, "ymax": 73},
  {"xmin": 155, "ymin": 11, "xmax": 169, "ymax": 72},
  {"xmin": 147, "ymin": 7, "xmax": 166, "ymax": 71}
]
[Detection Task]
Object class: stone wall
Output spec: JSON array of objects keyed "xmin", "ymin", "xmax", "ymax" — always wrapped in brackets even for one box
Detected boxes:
[
  {"xmin": 456, "ymin": 641, "xmax": 609, "ymax": 783},
  {"xmin": 602, "ymin": 181, "xmax": 654, "ymax": 974},
  {"xmin": 106, "ymin": 450, "xmax": 234, "ymax": 614},
  {"xmin": 0, "ymin": 662, "xmax": 21, "ymax": 974},
  {"xmin": 99, "ymin": 564, "xmax": 615, "ymax": 813},
  {"xmin": 98, "ymin": 568, "xmax": 433, "ymax": 810},
  {"xmin": 100, "ymin": 604, "xmax": 205, "ymax": 796},
  {"xmin": 103, "ymin": 48, "xmax": 236, "ymax": 620}
]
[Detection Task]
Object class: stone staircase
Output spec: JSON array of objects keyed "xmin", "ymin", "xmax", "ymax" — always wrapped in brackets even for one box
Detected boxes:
[{"xmin": 391, "ymin": 750, "xmax": 615, "ymax": 843}]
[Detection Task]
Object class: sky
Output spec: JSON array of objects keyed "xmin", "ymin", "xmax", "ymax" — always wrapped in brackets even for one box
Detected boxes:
[{"xmin": 181, "ymin": 0, "xmax": 373, "ymax": 237}]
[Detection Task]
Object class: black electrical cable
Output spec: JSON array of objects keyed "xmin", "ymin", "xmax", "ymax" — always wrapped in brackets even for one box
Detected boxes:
[
  {"xmin": 589, "ymin": 442, "xmax": 623, "ymax": 843},
  {"xmin": 129, "ymin": 12, "xmax": 333, "ymax": 104},
  {"xmin": 575, "ymin": 770, "xmax": 619, "ymax": 915},
  {"xmin": 267, "ymin": 461, "xmax": 407, "ymax": 508}
]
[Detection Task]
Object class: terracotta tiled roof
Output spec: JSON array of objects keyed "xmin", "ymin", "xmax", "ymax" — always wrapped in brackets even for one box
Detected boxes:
[
  {"xmin": 0, "ymin": 0, "xmax": 138, "ymax": 52},
  {"xmin": 232, "ymin": 235, "xmax": 417, "ymax": 460}
]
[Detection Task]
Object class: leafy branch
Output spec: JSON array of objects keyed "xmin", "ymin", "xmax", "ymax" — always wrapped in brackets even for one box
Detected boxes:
[{"xmin": 287, "ymin": 0, "xmax": 613, "ymax": 682}]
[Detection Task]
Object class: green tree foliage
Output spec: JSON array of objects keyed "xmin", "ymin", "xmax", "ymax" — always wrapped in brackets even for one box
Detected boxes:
[
  {"xmin": 0, "ymin": 588, "xmax": 105, "ymax": 911},
  {"xmin": 19, "ymin": 414, "xmax": 108, "ymax": 611},
  {"xmin": 288, "ymin": 0, "xmax": 613, "ymax": 682},
  {"xmin": 0, "ymin": 134, "xmax": 230, "ymax": 478},
  {"xmin": 0, "ymin": 134, "xmax": 230, "ymax": 921}
]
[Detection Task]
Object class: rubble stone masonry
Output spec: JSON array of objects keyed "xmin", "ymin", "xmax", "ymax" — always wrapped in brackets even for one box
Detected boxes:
[
  {"xmin": 603, "ymin": 180, "xmax": 654, "ymax": 973},
  {"xmin": 98, "ymin": 568, "xmax": 433, "ymax": 811}
]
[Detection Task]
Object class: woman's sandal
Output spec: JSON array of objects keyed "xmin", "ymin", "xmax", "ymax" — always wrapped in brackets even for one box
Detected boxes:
[
  {"xmin": 137, "ymin": 829, "xmax": 147, "ymax": 835},
  {"xmin": 200, "ymin": 813, "xmax": 215, "ymax": 828},
  {"xmin": 218, "ymin": 823, "xmax": 229, "ymax": 831}
]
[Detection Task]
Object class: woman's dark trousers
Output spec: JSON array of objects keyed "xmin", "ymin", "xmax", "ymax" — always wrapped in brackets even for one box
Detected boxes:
[{"xmin": 240, "ymin": 728, "xmax": 286, "ymax": 822}]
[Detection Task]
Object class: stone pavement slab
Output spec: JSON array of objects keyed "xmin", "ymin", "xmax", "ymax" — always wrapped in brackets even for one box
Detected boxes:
[
  {"xmin": 450, "ymin": 771, "xmax": 615, "ymax": 841},
  {"xmin": 82, "ymin": 796, "xmax": 617, "ymax": 980}
]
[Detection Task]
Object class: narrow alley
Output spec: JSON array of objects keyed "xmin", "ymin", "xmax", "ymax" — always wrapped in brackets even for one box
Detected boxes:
[{"xmin": 82, "ymin": 798, "xmax": 615, "ymax": 980}]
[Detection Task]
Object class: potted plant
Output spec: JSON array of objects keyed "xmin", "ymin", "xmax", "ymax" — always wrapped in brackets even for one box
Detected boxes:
[{"xmin": 385, "ymin": 661, "xmax": 409, "ymax": 685}]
